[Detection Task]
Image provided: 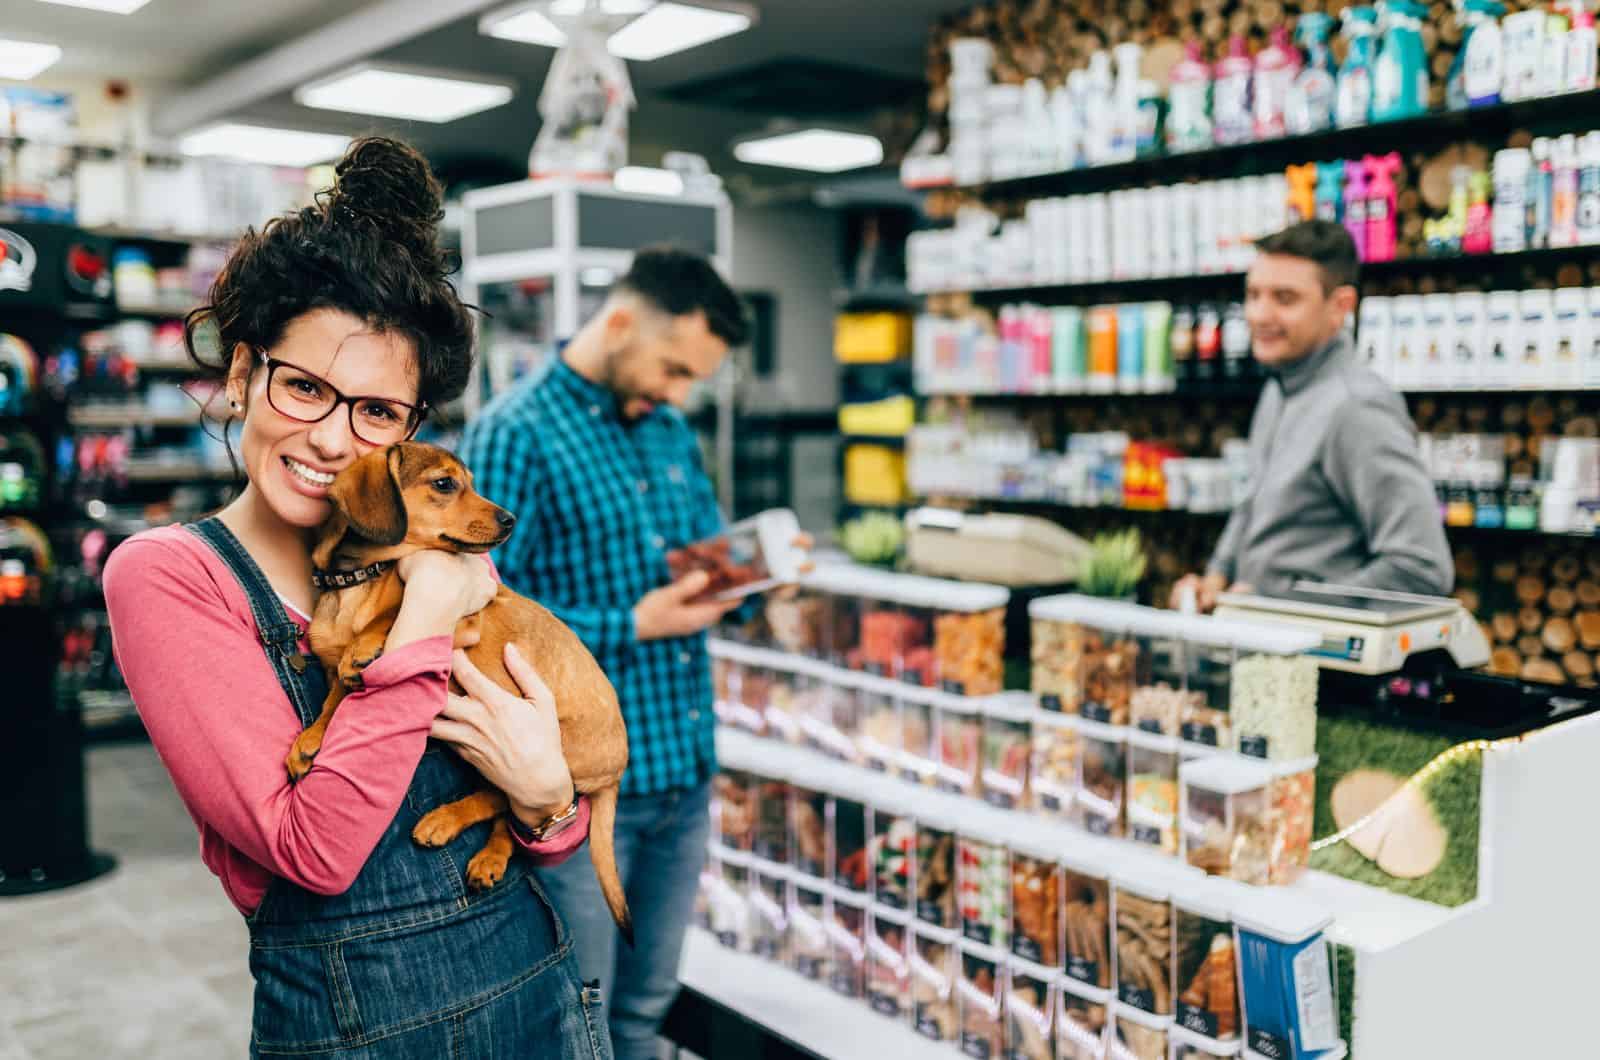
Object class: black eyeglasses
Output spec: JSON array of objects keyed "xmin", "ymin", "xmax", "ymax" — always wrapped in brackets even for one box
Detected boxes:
[{"xmin": 257, "ymin": 352, "xmax": 427, "ymax": 446}]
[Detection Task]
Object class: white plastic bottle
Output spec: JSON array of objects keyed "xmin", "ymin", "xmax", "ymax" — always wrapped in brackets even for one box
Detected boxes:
[
  {"xmin": 1567, "ymin": 1, "xmax": 1599, "ymax": 90},
  {"xmin": 1451, "ymin": 291, "xmax": 1487, "ymax": 388},
  {"xmin": 1492, "ymin": 148, "xmax": 1532, "ymax": 252},
  {"xmin": 1552, "ymin": 287, "xmax": 1587, "ymax": 387},
  {"xmin": 1358, "ymin": 296, "xmax": 1395, "ymax": 382},
  {"xmin": 1585, "ymin": 287, "xmax": 1600, "ymax": 385},
  {"xmin": 1484, "ymin": 290, "xmax": 1520, "ymax": 387},
  {"xmin": 1578, "ymin": 130, "xmax": 1600, "ymax": 244}
]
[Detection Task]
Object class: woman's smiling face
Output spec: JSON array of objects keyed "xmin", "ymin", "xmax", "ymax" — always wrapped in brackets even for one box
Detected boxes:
[{"xmin": 226, "ymin": 308, "xmax": 420, "ymax": 531}]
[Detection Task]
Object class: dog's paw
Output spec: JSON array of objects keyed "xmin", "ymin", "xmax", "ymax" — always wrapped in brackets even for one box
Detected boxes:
[
  {"xmin": 337, "ymin": 650, "xmax": 381, "ymax": 690},
  {"xmin": 284, "ymin": 739, "xmax": 318, "ymax": 783},
  {"xmin": 467, "ymin": 848, "xmax": 510, "ymax": 891},
  {"xmin": 411, "ymin": 807, "xmax": 462, "ymax": 849}
]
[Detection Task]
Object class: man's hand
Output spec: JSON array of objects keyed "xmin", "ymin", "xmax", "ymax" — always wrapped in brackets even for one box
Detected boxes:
[
  {"xmin": 633, "ymin": 570, "xmax": 742, "ymax": 641},
  {"xmin": 1169, "ymin": 571, "xmax": 1230, "ymax": 613}
]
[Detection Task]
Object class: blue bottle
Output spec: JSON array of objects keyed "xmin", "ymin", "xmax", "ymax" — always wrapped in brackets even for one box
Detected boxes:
[
  {"xmin": 1373, "ymin": 0, "xmax": 1430, "ymax": 122},
  {"xmin": 1337, "ymin": 6, "xmax": 1379, "ymax": 128},
  {"xmin": 1315, "ymin": 161, "xmax": 1346, "ymax": 221},
  {"xmin": 1288, "ymin": 13, "xmax": 1339, "ymax": 134}
]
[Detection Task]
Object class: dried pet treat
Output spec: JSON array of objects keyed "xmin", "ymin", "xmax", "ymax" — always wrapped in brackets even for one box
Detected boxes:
[
  {"xmin": 871, "ymin": 808, "xmax": 916, "ymax": 910},
  {"xmin": 1130, "ymin": 683, "xmax": 1200, "ymax": 738},
  {"xmin": 827, "ymin": 896, "xmax": 868, "ymax": 999},
  {"xmin": 1061, "ymin": 867, "xmax": 1111, "ymax": 989},
  {"xmin": 911, "ymin": 927, "xmax": 959, "ymax": 1042},
  {"xmin": 666, "ymin": 535, "xmax": 762, "ymax": 599},
  {"xmin": 790, "ymin": 672, "xmax": 832, "ymax": 751},
  {"xmin": 1179, "ymin": 703, "xmax": 1232, "ymax": 750},
  {"xmin": 900, "ymin": 695, "xmax": 938, "ymax": 785},
  {"xmin": 753, "ymin": 779, "xmax": 789, "ymax": 863},
  {"xmin": 833, "ymin": 797, "xmax": 870, "ymax": 893},
  {"xmin": 1009, "ymin": 853, "xmax": 1061, "ymax": 966},
  {"xmin": 959, "ymin": 947, "xmax": 1006, "ymax": 1059},
  {"xmin": 1115, "ymin": 885, "xmax": 1175, "ymax": 1015},
  {"xmin": 710, "ymin": 857, "xmax": 751, "ymax": 950},
  {"xmin": 1005, "ymin": 963, "xmax": 1056, "ymax": 1060},
  {"xmin": 981, "ymin": 709, "xmax": 1033, "ymax": 810},
  {"xmin": 1056, "ymin": 984, "xmax": 1109, "ymax": 1060},
  {"xmin": 819, "ymin": 684, "xmax": 865, "ymax": 764},
  {"xmin": 858, "ymin": 687, "xmax": 902, "ymax": 772},
  {"xmin": 1031, "ymin": 616, "xmax": 1086, "ymax": 713},
  {"xmin": 789, "ymin": 881, "xmax": 831, "ymax": 981},
  {"xmin": 1029, "ymin": 714, "xmax": 1081, "ymax": 821},
  {"xmin": 937, "ymin": 699, "xmax": 983, "ymax": 796},
  {"xmin": 861, "ymin": 608, "xmax": 927, "ymax": 677},
  {"xmin": 1115, "ymin": 1010, "xmax": 1170, "ymax": 1060},
  {"xmin": 867, "ymin": 912, "xmax": 912, "ymax": 1021},
  {"xmin": 714, "ymin": 771, "xmax": 755, "ymax": 851},
  {"xmin": 748, "ymin": 870, "xmax": 790, "ymax": 964},
  {"xmin": 1231, "ymin": 653, "xmax": 1318, "ymax": 760},
  {"xmin": 765, "ymin": 591, "xmax": 826, "ymax": 656},
  {"xmin": 936, "ymin": 607, "xmax": 1005, "ymax": 695},
  {"xmin": 1076, "ymin": 723, "xmax": 1126, "ymax": 838},
  {"xmin": 1268, "ymin": 761, "xmax": 1316, "ymax": 885},
  {"xmin": 959, "ymin": 836, "xmax": 1010, "ymax": 949},
  {"xmin": 917, "ymin": 825, "xmax": 957, "ymax": 928},
  {"xmin": 1176, "ymin": 925, "xmax": 1238, "ymax": 1041},
  {"xmin": 1082, "ymin": 632, "xmax": 1139, "ymax": 725},
  {"xmin": 1126, "ymin": 733, "xmax": 1181, "ymax": 856},
  {"xmin": 789, "ymin": 787, "xmax": 830, "ymax": 879},
  {"xmin": 1180, "ymin": 756, "xmax": 1275, "ymax": 885}
]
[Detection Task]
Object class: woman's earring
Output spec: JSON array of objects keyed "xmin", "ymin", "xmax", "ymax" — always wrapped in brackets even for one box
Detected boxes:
[{"xmin": 230, "ymin": 400, "xmax": 242, "ymax": 412}]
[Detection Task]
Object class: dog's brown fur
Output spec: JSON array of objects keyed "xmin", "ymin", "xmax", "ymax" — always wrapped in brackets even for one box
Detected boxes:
[{"xmin": 284, "ymin": 441, "xmax": 632, "ymax": 941}]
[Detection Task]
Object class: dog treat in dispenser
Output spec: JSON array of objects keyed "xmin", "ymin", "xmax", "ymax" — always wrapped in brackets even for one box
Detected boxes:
[
  {"xmin": 1061, "ymin": 856, "xmax": 1113, "ymax": 990},
  {"xmin": 665, "ymin": 507, "xmax": 802, "ymax": 601},
  {"xmin": 1079, "ymin": 608, "xmax": 1143, "ymax": 725},
  {"xmin": 981, "ymin": 693, "xmax": 1035, "ymax": 809},
  {"xmin": 857, "ymin": 677, "xmax": 902, "ymax": 772},
  {"xmin": 1008, "ymin": 841, "xmax": 1061, "ymax": 966},
  {"xmin": 1115, "ymin": 877, "xmax": 1177, "ymax": 1015},
  {"xmin": 1076, "ymin": 719, "xmax": 1127, "ymax": 838},
  {"xmin": 1004, "ymin": 958, "xmax": 1058, "ymax": 1060},
  {"xmin": 1129, "ymin": 610, "xmax": 1193, "ymax": 738},
  {"xmin": 1126, "ymin": 729, "xmax": 1182, "ymax": 855},
  {"xmin": 958, "ymin": 943, "xmax": 1008, "ymax": 1060},
  {"xmin": 916, "ymin": 819, "xmax": 958, "ymax": 928},
  {"xmin": 931, "ymin": 580, "xmax": 1009, "ymax": 695},
  {"xmin": 1229, "ymin": 625, "xmax": 1320, "ymax": 761},
  {"xmin": 765, "ymin": 581, "xmax": 827, "ymax": 658},
  {"xmin": 760, "ymin": 663, "xmax": 801, "ymax": 743},
  {"xmin": 891, "ymin": 585, "xmax": 939, "ymax": 687},
  {"xmin": 959, "ymin": 833, "xmax": 1011, "ymax": 949},
  {"xmin": 1174, "ymin": 879, "xmax": 1242, "ymax": 1043},
  {"xmin": 936, "ymin": 693, "xmax": 984, "ymax": 796},
  {"xmin": 833, "ymin": 796, "xmax": 870, "ymax": 894},
  {"xmin": 693, "ymin": 848, "xmax": 719, "ymax": 932},
  {"xmin": 819, "ymin": 681, "xmax": 865, "ymax": 764},
  {"xmin": 867, "ymin": 907, "xmax": 913, "ymax": 1022},
  {"xmin": 818, "ymin": 566, "xmax": 871, "ymax": 669},
  {"xmin": 1179, "ymin": 622, "xmax": 1236, "ymax": 750},
  {"xmin": 725, "ymin": 664, "xmax": 769, "ymax": 734},
  {"xmin": 712, "ymin": 654, "xmax": 739, "ymax": 721},
  {"xmin": 789, "ymin": 878, "xmax": 832, "ymax": 981},
  {"xmin": 1056, "ymin": 979, "xmax": 1111, "ymax": 1060},
  {"xmin": 827, "ymin": 887, "xmax": 869, "ymax": 999},
  {"xmin": 871, "ymin": 801, "xmax": 917, "ymax": 911},
  {"xmin": 899, "ymin": 686, "xmax": 940, "ymax": 785},
  {"xmin": 1114, "ymin": 1004, "xmax": 1173, "ymax": 1060},
  {"xmin": 1233, "ymin": 891, "xmax": 1342, "ymax": 1059},
  {"xmin": 1028, "ymin": 711, "xmax": 1081, "ymax": 820},
  {"xmin": 912, "ymin": 924, "xmax": 960, "ymax": 1042},
  {"xmin": 753, "ymin": 777, "xmax": 790, "ymax": 863},
  {"xmin": 749, "ymin": 866, "xmax": 791, "ymax": 963},
  {"xmin": 789, "ymin": 785, "xmax": 830, "ymax": 879},
  {"xmin": 791, "ymin": 669, "xmax": 832, "ymax": 752},
  {"xmin": 860, "ymin": 591, "xmax": 925, "ymax": 680},
  {"xmin": 1179, "ymin": 756, "xmax": 1275, "ymax": 884},
  {"xmin": 1268, "ymin": 758, "xmax": 1317, "ymax": 885},
  {"xmin": 1170, "ymin": 1024, "xmax": 1245, "ymax": 1058},
  {"xmin": 1029, "ymin": 595, "xmax": 1089, "ymax": 713},
  {"xmin": 714, "ymin": 770, "xmax": 756, "ymax": 851},
  {"xmin": 710, "ymin": 851, "xmax": 752, "ymax": 950}
]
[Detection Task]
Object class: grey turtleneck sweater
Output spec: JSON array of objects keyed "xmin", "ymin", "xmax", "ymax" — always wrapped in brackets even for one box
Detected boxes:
[{"xmin": 1208, "ymin": 332, "xmax": 1453, "ymax": 598}]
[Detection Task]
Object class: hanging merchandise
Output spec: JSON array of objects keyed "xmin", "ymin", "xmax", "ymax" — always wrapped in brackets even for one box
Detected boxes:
[
  {"xmin": 1337, "ymin": 6, "xmax": 1380, "ymax": 127},
  {"xmin": 1462, "ymin": 168, "xmax": 1495, "ymax": 253},
  {"xmin": 1286, "ymin": 163, "xmax": 1317, "ymax": 221},
  {"xmin": 1288, "ymin": 13, "xmax": 1339, "ymax": 134},
  {"xmin": 1213, "ymin": 36, "xmax": 1255, "ymax": 146},
  {"xmin": 1373, "ymin": 0, "xmax": 1430, "ymax": 122},
  {"xmin": 1167, "ymin": 41, "xmax": 1215, "ymax": 153},
  {"xmin": 1363, "ymin": 153, "xmax": 1402, "ymax": 262},
  {"xmin": 1453, "ymin": 0, "xmax": 1509, "ymax": 107},
  {"xmin": 1552, "ymin": 133, "xmax": 1581, "ymax": 246},
  {"xmin": 1343, "ymin": 159, "xmax": 1372, "ymax": 260},
  {"xmin": 1314, "ymin": 161, "xmax": 1345, "ymax": 221},
  {"xmin": 1568, "ymin": 0, "xmax": 1599, "ymax": 90},
  {"xmin": 527, "ymin": 1, "xmax": 636, "ymax": 178},
  {"xmin": 1577, "ymin": 130, "xmax": 1600, "ymax": 244},
  {"xmin": 1253, "ymin": 26, "xmax": 1302, "ymax": 140}
]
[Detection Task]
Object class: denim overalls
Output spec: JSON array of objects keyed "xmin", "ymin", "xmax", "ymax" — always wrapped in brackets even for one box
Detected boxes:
[{"xmin": 187, "ymin": 517, "xmax": 610, "ymax": 1059}]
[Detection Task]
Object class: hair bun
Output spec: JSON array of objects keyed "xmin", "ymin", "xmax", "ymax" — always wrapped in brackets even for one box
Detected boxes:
[{"xmin": 324, "ymin": 137, "xmax": 445, "ymax": 261}]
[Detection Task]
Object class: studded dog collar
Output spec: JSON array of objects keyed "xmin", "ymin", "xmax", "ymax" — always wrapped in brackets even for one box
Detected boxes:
[{"xmin": 311, "ymin": 559, "xmax": 397, "ymax": 591}]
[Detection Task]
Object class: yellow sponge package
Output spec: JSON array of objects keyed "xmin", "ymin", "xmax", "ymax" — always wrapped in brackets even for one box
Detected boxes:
[
  {"xmin": 844, "ymin": 443, "xmax": 908, "ymax": 506},
  {"xmin": 835, "ymin": 312, "xmax": 912, "ymax": 363}
]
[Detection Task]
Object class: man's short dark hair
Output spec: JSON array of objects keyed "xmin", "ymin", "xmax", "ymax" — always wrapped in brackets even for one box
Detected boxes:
[
  {"xmin": 1254, "ymin": 220, "xmax": 1360, "ymax": 292},
  {"xmin": 615, "ymin": 245, "xmax": 749, "ymax": 347}
]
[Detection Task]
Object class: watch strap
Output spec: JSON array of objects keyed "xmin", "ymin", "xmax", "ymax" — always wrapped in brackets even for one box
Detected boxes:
[{"xmin": 511, "ymin": 795, "xmax": 581, "ymax": 843}]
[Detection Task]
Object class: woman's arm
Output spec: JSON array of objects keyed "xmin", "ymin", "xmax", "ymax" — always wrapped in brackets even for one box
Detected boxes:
[{"xmin": 104, "ymin": 536, "xmax": 452, "ymax": 896}]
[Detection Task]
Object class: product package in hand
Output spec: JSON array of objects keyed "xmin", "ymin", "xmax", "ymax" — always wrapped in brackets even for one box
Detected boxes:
[{"xmin": 666, "ymin": 508, "xmax": 804, "ymax": 602}]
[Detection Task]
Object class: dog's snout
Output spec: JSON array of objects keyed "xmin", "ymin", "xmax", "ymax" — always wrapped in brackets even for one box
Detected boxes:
[{"xmin": 495, "ymin": 508, "xmax": 517, "ymax": 531}]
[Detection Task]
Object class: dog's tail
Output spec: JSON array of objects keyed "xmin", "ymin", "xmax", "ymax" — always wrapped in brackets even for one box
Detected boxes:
[{"xmin": 588, "ymin": 784, "xmax": 633, "ymax": 946}]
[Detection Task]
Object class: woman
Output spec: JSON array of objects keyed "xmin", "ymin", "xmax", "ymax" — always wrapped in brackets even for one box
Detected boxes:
[{"xmin": 103, "ymin": 137, "xmax": 609, "ymax": 1059}]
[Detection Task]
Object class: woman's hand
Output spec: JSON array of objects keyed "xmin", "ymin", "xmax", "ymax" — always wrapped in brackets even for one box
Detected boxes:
[
  {"xmin": 398, "ymin": 551, "xmax": 498, "ymax": 623},
  {"xmin": 431, "ymin": 644, "xmax": 576, "ymax": 827}
]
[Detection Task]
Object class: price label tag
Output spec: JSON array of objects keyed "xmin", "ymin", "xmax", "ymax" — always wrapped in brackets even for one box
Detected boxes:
[
  {"xmin": 1131, "ymin": 824, "xmax": 1163, "ymax": 847},
  {"xmin": 962, "ymin": 921, "xmax": 993, "ymax": 946},
  {"xmin": 1065, "ymin": 957, "xmax": 1100, "ymax": 984},
  {"xmin": 1012, "ymin": 936, "xmax": 1043, "ymax": 964},
  {"xmin": 1040, "ymin": 693, "xmax": 1064, "ymax": 713},
  {"xmin": 1240, "ymin": 735, "xmax": 1270, "ymax": 760},
  {"xmin": 1081, "ymin": 702, "xmax": 1112, "ymax": 724},
  {"xmin": 918, "ymin": 899, "xmax": 949, "ymax": 927},
  {"xmin": 1178, "ymin": 1002, "xmax": 1220, "ymax": 1039},
  {"xmin": 1181, "ymin": 722, "xmax": 1218, "ymax": 747},
  {"xmin": 1137, "ymin": 719, "xmax": 1164, "ymax": 735},
  {"xmin": 1249, "ymin": 1028, "xmax": 1291, "ymax": 1059},
  {"xmin": 1118, "ymin": 984, "xmax": 1156, "ymax": 1012}
]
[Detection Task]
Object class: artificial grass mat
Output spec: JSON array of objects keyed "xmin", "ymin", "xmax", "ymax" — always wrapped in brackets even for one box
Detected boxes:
[{"xmin": 1309, "ymin": 716, "xmax": 1482, "ymax": 908}]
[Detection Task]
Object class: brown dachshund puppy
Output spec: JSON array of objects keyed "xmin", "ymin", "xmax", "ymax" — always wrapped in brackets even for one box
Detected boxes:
[{"xmin": 285, "ymin": 441, "xmax": 632, "ymax": 940}]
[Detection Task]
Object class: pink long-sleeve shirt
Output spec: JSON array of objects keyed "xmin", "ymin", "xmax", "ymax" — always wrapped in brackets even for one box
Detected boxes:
[{"xmin": 103, "ymin": 524, "xmax": 589, "ymax": 916}]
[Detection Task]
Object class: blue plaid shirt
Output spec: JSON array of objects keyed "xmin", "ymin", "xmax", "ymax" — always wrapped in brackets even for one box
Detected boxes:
[{"xmin": 459, "ymin": 357, "xmax": 724, "ymax": 797}]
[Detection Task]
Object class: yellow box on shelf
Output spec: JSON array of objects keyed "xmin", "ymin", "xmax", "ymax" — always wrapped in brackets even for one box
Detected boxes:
[
  {"xmin": 843, "ymin": 443, "xmax": 908, "ymax": 506},
  {"xmin": 834, "ymin": 312, "xmax": 912, "ymax": 363},
  {"xmin": 838, "ymin": 394, "xmax": 915, "ymax": 437}
]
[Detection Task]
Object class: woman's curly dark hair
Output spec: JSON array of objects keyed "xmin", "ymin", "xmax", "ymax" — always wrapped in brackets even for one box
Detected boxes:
[{"xmin": 185, "ymin": 136, "xmax": 474, "ymax": 409}]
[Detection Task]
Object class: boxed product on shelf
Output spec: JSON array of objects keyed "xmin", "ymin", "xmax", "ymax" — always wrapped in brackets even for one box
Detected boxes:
[
  {"xmin": 789, "ymin": 876, "xmax": 832, "ymax": 982},
  {"xmin": 937, "ymin": 693, "xmax": 985, "ymax": 796},
  {"xmin": 1029, "ymin": 710, "xmax": 1081, "ymax": 820},
  {"xmin": 1077, "ymin": 719, "xmax": 1128, "ymax": 838},
  {"xmin": 1229, "ymin": 629, "xmax": 1320, "ymax": 761},
  {"xmin": 1233, "ymin": 892, "xmax": 1343, "ymax": 1060},
  {"xmin": 1173, "ymin": 879, "xmax": 1242, "ymax": 1043},
  {"xmin": 1114, "ymin": 1003, "xmax": 1173, "ymax": 1060},
  {"xmin": 1114, "ymin": 877, "xmax": 1176, "ymax": 1016},
  {"xmin": 790, "ymin": 785, "xmax": 831, "ymax": 879},
  {"xmin": 870, "ymin": 800, "xmax": 917, "ymax": 911},
  {"xmin": 959, "ymin": 832, "xmax": 1011, "ymax": 949},
  {"xmin": 1180, "ymin": 754, "xmax": 1277, "ymax": 884},
  {"xmin": 916, "ymin": 818, "xmax": 959, "ymax": 928},
  {"xmin": 1125, "ymin": 729, "xmax": 1182, "ymax": 855},
  {"xmin": 1008, "ymin": 839, "xmax": 1061, "ymax": 966},
  {"xmin": 1031, "ymin": 597, "xmax": 1087, "ymax": 712},
  {"xmin": 866, "ymin": 906, "xmax": 913, "ymax": 1021},
  {"xmin": 912, "ymin": 922, "xmax": 961, "ymax": 1041},
  {"xmin": 753, "ymin": 777, "xmax": 790, "ymax": 864},
  {"xmin": 1170, "ymin": 1024, "xmax": 1245, "ymax": 1058},
  {"xmin": 1061, "ymin": 854, "xmax": 1113, "ymax": 990},
  {"xmin": 869, "ymin": 591, "xmax": 936, "ymax": 685},
  {"xmin": 749, "ymin": 865, "xmax": 791, "ymax": 963},
  {"xmin": 1179, "ymin": 624, "xmax": 1235, "ymax": 750},
  {"xmin": 714, "ymin": 770, "xmax": 756, "ymax": 851},
  {"xmin": 1057, "ymin": 979, "xmax": 1111, "ymax": 1060},
  {"xmin": 959, "ymin": 942, "xmax": 1008, "ymax": 1060},
  {"xmin": 833, "ymin": 795, "xmax": 870, "ymax": 894},
  {"xmin": 827, "ymin": 887, "xmax": 869, "ymax": 999},
  {"xmin": 857, "ymin": 679, "xmax": 902, "ymax": 772},
  {"xmin": 1005, "ymin": 957, "xmax": 1058, "ymax": 1060},
  {"xmin": 711, "ymin": 851, "xmax": 753, "ymax": 950},
  {"xmin": 981, "ymin": 693, "xmax": 1035, "ymax": 809},
  {"xmin": 900, "ymin": 686, "xmax": 940, "ymax": 785}
]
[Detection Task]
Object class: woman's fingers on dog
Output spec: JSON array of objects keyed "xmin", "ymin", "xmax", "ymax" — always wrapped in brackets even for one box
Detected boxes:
[
  {"xmin": 504, "ymin": 644, "xmax": 556, "ymax": 712},
  {"xmin": 450, "ymin": 649, "xmax": 499, "ymax": 702}
]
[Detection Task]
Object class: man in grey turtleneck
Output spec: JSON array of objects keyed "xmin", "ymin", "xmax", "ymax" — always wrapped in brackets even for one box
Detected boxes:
[{"xmin": 1172, "ymin": 221, "xmax": 1452, "ymax": 611}]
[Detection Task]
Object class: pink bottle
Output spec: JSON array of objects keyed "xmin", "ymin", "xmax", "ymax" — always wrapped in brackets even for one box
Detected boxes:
[
  {"xmin": 1253, "ymin": 25, "xmax": 1303, "ymax": 140},
  {"xmin": 1364, "ymin": 152, "xmax": 1402, "ymax": 263},
  {"xmin": 1343, "ymin": 159, "xmax": 1371, "ymax": 262}
]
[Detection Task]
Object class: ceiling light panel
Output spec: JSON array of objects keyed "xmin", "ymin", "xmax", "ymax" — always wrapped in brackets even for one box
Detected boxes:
[
  {"xmin": 178, "ymin": 124, "xmax": 351, "ymax": 168},
  {"xmin": 608, "ymin": 2, "xmax": 750, "ymax": 61},
  {"xmin": 33, "ymin": 0, "xmax": 153, "ymax": 12},
  {"xmin": 733, "ymin": 129, "xmax": 883, "ymax": 173},
  {"xmin": 295, "ymin": 65, "xmax": 515, "ymax": 124},
  {"xmin": 0, "ymin": 39, "xmax": 63, "ymax": 81}
]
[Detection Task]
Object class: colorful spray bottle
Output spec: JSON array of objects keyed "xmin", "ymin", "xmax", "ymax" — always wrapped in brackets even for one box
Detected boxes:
[
  {"xmin": 1337, "ymin": 6, "xmax": 1380, "ymax": 127},
  {"xmin": 1567, "ymin": 0, "xmax": 1599, "ymax": 91},
  {"xmin": 1451, "ymin": 0, "xmax": 1508, "ymax": 108},
  {"xmin": 1344, "ymin": 159, "xmax": 1373, "ymax": 259},
  {"xmin": 1363, "ymin": 153, "xmax": 1402, "ymax": 261},
  {"xmin": 1373, "ymin": 0, "xmax": 1430, "ymax": 122},
  {"xmin": 1287, "ymin": 163, "xmax": 1319, "ymax": 221},
  {"xmin": 1463, "ymin": 168, "xmax": 1495, "ymax": 254},
  {"xmin": 1253, "ymin": 25, "xmax": 1302, "ymax": 139},
  {"xmin": 1316, "ymin": 161, "xmax": 1347, "ymax": 221},
  {"xmin": 1288, "ymin": 13, "xmax": 1339, "ymax": 133},
  {"xmin": 1166, "ymin": 40, "xmax": 1215, "ymax": 152},
  {"xmin": 1214, "ymin": 34, "xmax": 1256, "ymax": 145}
]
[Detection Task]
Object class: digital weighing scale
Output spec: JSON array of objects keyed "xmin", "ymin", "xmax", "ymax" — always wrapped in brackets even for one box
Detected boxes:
[
  {"xmin": 904, "ymin": 507, "xmax": 1093, "ymax": 587},
  {"xmin": 1214, "ymin": 582, "xmax": 1490, "ymax": 676}
]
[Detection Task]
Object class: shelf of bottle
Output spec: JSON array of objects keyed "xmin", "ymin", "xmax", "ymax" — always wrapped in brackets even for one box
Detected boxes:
[
  {"xmin": 114, "ymin": 299, "xmax": 198, "ymax": 319},
  {"xmin": 916, "ymin": 377, "xmax": 1262, "ymax": 400},
  {"xmin": 69, "ymin": 405, "xmax": 219, "ymax": 429},
  {"xmin": 118, "ymin": 462, "xmax": 236, "ymax": 484},
  {"xmin": 931, "ymin": 89, "xmax": 1600, "ymax": 198}
]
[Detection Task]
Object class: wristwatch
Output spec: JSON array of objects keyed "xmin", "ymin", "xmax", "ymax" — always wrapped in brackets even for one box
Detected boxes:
[{"xmin": 511, "ymin": 795, "xmax": 581, "ymax": 843}]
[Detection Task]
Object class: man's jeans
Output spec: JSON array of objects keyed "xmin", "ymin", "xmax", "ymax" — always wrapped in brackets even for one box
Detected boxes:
[{"xmin": 536, "ymin": 779, "xmax": 712, "ymax": 1060}]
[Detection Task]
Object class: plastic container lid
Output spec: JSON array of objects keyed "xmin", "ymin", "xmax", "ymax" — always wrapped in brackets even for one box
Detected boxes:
[
  {"xmin": 751, "ymin": 858, "xmax": 793, "ymax": 882},
  {"xmin": 912, "ymin": 921, "xmax": 961, "ymax": 945},
  {"xmin": 1112, "ymin": 864, "xmax": 1192, "ymax": 903},
  {"xmin": 1029, "ymin": 594, "xmax": 1180, "ymax": 637},
  {"xmin": 1007, "ymin": 953, "xmax": 1061, "ymax": 983},
  {"xmin": 1125, "ymin": 726, "xmax": 1181, "ymax": 754},
  {"xmin": 1244, "ymin": 1047, "xmax": 1345, "ymax": 1060},
  {"xmin": 1114, "ymin": 1002, "xmax": 1175, "ymax": 1030},
  {"xmin": 716, "ymin": 846, "xmax": 754, "ymax": 868},
  {"xmin": 871, "ymin": 903, "xmax": 913, "ymax": 927},
  {"xmin": 829, "ymin": 882, "xmax": 870, "ymax": 909},
  {"xmin": 1171, "ymin": 1023, "xmax": 1245, "ymax": 1055},
  {"xmin": 1075, "ymin": 716, "xmax": 1128, "ymax": 743},
  {"xmin": 1212, "ymin": 618, "xmax": 1321, "ymax": 656},
  {"xmin": 1033, "ymin": 707, "xmax": 1081, "ymax": 731},
  {"xmin": 957, "ymin": 938, "xmax": 1007, "ymax": 963},
  {"xmin": 934, "ymin": 690, "xmax": 984, "ymax": 716},
  {"xmin": 1271, "ymin": 754, "xmax": 1320, "ymax": 778},
  {"xmin": 894, "ymin": 679, "xmax": 945, "ymax": 708},
  {"xmin": 1230, "ymin": 887, "xmax": 1333, "ymax": 944},
  {"xmin": 1179, "ymin": 754, "xmax": 1276, "ymax": 796},
  {"xmin": 981, "ymin": 691, "xmax": 1038, "ymax": 724},
  {"xmin": 1059, "ymin": 975, "xmax": 1113, "ymax": 1005},
  {"xmin": 1171, "ymin": 875, "xmax": 1247, "ymax": 923}
]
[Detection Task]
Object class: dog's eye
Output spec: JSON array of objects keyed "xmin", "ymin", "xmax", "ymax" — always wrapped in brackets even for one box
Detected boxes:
[{"xmin": 432, "ymin": 477, "xmax": 459, "ymax": 494}]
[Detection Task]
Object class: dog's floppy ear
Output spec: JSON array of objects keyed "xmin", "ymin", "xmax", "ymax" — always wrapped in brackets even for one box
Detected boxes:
[{"xmin": 327, "ymin": 445, "xmax": 408, "ymax": 545}]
